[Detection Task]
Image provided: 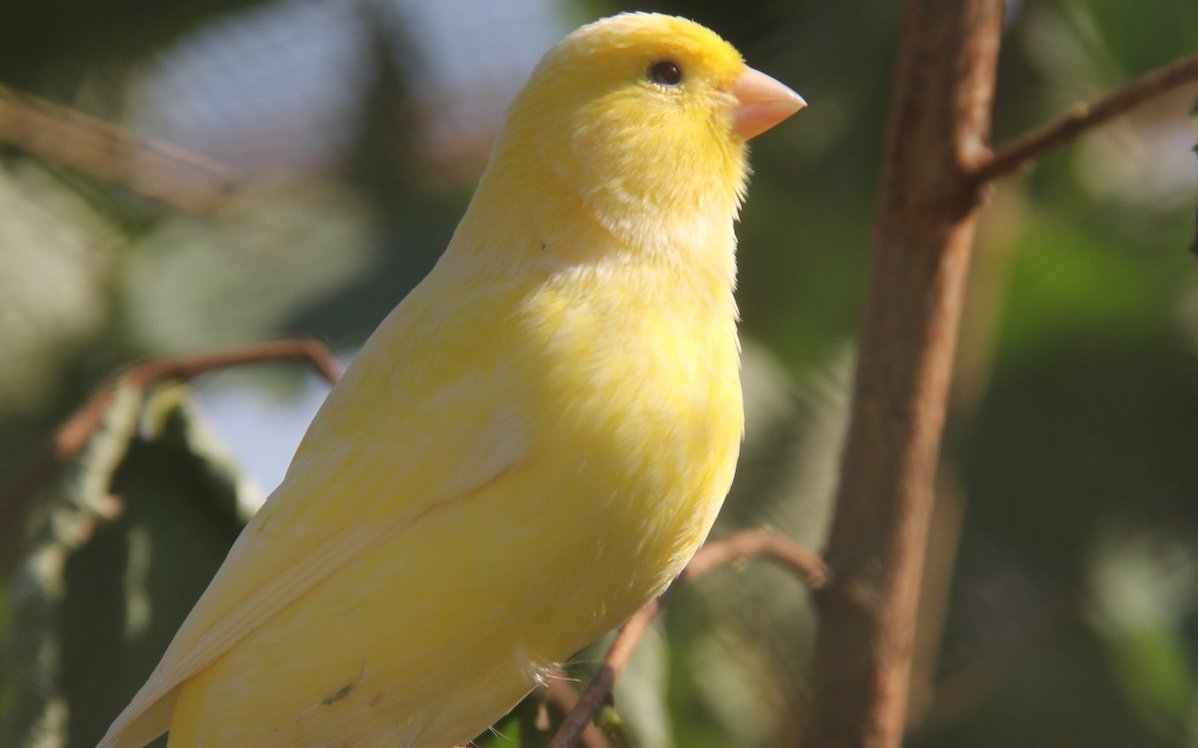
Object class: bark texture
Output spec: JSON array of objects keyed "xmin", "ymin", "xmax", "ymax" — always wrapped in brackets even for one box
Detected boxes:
[{"xmin": 802, "ymin": 3, "xmax": 1004, "ymax": 746}]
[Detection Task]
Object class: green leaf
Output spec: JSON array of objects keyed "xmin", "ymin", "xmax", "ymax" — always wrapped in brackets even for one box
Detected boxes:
[{"xmin": 1, "ymin": 384, "xmax": 250, "ymax": 747}]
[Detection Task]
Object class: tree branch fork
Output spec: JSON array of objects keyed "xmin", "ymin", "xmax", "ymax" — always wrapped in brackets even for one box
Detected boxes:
[
  {"xmin": 887, "ymin": 48, "xmax": 1198, "ymax": 231},
  {"xmin": 803, "ymin": 9, "xmax": 1198, "ymax": 748}
]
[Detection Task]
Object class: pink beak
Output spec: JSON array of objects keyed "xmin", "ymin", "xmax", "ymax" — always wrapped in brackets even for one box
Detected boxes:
[{"xmin": 731, "ymin": 67, "xmax": 806, "ymax": 140}]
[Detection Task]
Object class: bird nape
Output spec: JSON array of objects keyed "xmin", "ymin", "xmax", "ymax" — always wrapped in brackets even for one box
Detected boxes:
[{"xmin": 100, "ymin": 12, "xmax": 803, "ymax": 748}]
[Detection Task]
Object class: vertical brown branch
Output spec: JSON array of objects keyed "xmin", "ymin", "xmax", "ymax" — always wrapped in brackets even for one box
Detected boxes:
[{"xmin": 802, "ymin": 3, "xmax": 1004, "ymax": 748}]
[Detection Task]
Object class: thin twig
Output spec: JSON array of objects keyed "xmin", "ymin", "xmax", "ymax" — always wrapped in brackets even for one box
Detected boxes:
[
  {"xmin": 546, "ymin": 529, "xmax": 827, "ymax": 748},
  {"xmin": 970, "ymin": 51, "xmax": 1198, "ymax": 184},
  {"xmin": 0, "ymin": 339, "xmax": 340, "ymax": 532},
  {"xmin": 0, "ymin": 82, "xmax": 242, "ymax": 215},
  {"xmin": 681, "ymin": 527, "xmax": 829, "ymax": 586},
  {"xmin": 542, "ymin": 678, "xmax": 610, "ymax": 748}
]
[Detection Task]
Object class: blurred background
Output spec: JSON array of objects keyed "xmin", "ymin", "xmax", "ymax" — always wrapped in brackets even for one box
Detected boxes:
[{"xmin": 1, "ymin": 0, "xmax": 1197, "ymax": 746}]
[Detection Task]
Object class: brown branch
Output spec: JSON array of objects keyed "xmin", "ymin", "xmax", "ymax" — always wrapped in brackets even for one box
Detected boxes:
[
  {"xmin": 0, "ymin": 82, "xmax": 242, "ymax": 215},
  {"xmin": 802, "ymin": 3, "xmax": 1004, "ymax": 748},
  {"xmin": 0, "ymin": 339, "xmax": 340, "ymax": 532},
  {"xmin": 541, "ymin": 678, "xmax": 610, "ymax": 748},
  {"xmin": 546, "ymin": 529, "xmax": 827, "ymax": 748},
  {"xmin": 680, "ymin": 527, "xmax": 829, "ymax": 587},
  {"xmin": 970, "ymin": 51, "xmax": 1198, "ymax": 184}
]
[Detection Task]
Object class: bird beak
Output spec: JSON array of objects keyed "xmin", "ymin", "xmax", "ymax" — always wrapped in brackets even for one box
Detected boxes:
[{"xmin": 730, "ymin": 67, "xmax": 806, "ymax": 140}]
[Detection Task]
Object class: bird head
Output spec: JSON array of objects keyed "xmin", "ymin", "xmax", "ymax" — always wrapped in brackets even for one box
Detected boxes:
[{"xmin": 474, "ymin": 13, "xmax": 805, "ymax": 257}]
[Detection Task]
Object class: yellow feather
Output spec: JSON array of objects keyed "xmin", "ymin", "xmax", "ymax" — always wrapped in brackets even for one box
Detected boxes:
[{"xmin": 99, "ymin": 12, "xmax": 801, "ymax": 747}]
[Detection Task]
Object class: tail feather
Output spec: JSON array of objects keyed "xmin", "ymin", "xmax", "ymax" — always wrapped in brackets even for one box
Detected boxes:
[{"xmin": 96, "ymin": 688, "xmax": 178, "ymax": 748}]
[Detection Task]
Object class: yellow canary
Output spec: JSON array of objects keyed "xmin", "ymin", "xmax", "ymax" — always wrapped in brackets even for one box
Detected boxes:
[{"xmin": 100, "ymin": 13, "xmax": 803, "ymax": 748}]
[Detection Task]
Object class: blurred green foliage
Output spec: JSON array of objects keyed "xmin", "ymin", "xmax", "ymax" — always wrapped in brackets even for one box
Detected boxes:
[{"xmin": 2, "ymin": 0, "xmax": 1198, "ymax": 746}]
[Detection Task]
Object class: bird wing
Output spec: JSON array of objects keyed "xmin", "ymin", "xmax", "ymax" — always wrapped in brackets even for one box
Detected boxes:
[{"xmin": 99, "ymin": 276, "xmax": 537, "ymax": 748}]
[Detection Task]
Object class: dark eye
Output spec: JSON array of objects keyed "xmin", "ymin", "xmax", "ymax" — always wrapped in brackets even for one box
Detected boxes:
[{"xmin": 647, "ymin": 60, "xmax": 683, "ymax": 86}]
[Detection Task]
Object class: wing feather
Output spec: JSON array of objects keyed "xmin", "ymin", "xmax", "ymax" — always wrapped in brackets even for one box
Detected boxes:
[{"xmin": 99, "ymin": 274, "xmax": 536, "ymax": 747}]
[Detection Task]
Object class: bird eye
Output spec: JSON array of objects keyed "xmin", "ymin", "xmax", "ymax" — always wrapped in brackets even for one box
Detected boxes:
[{"xmin": 647, "ymin": 60, "xmax": 683, "ymax": 86}]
